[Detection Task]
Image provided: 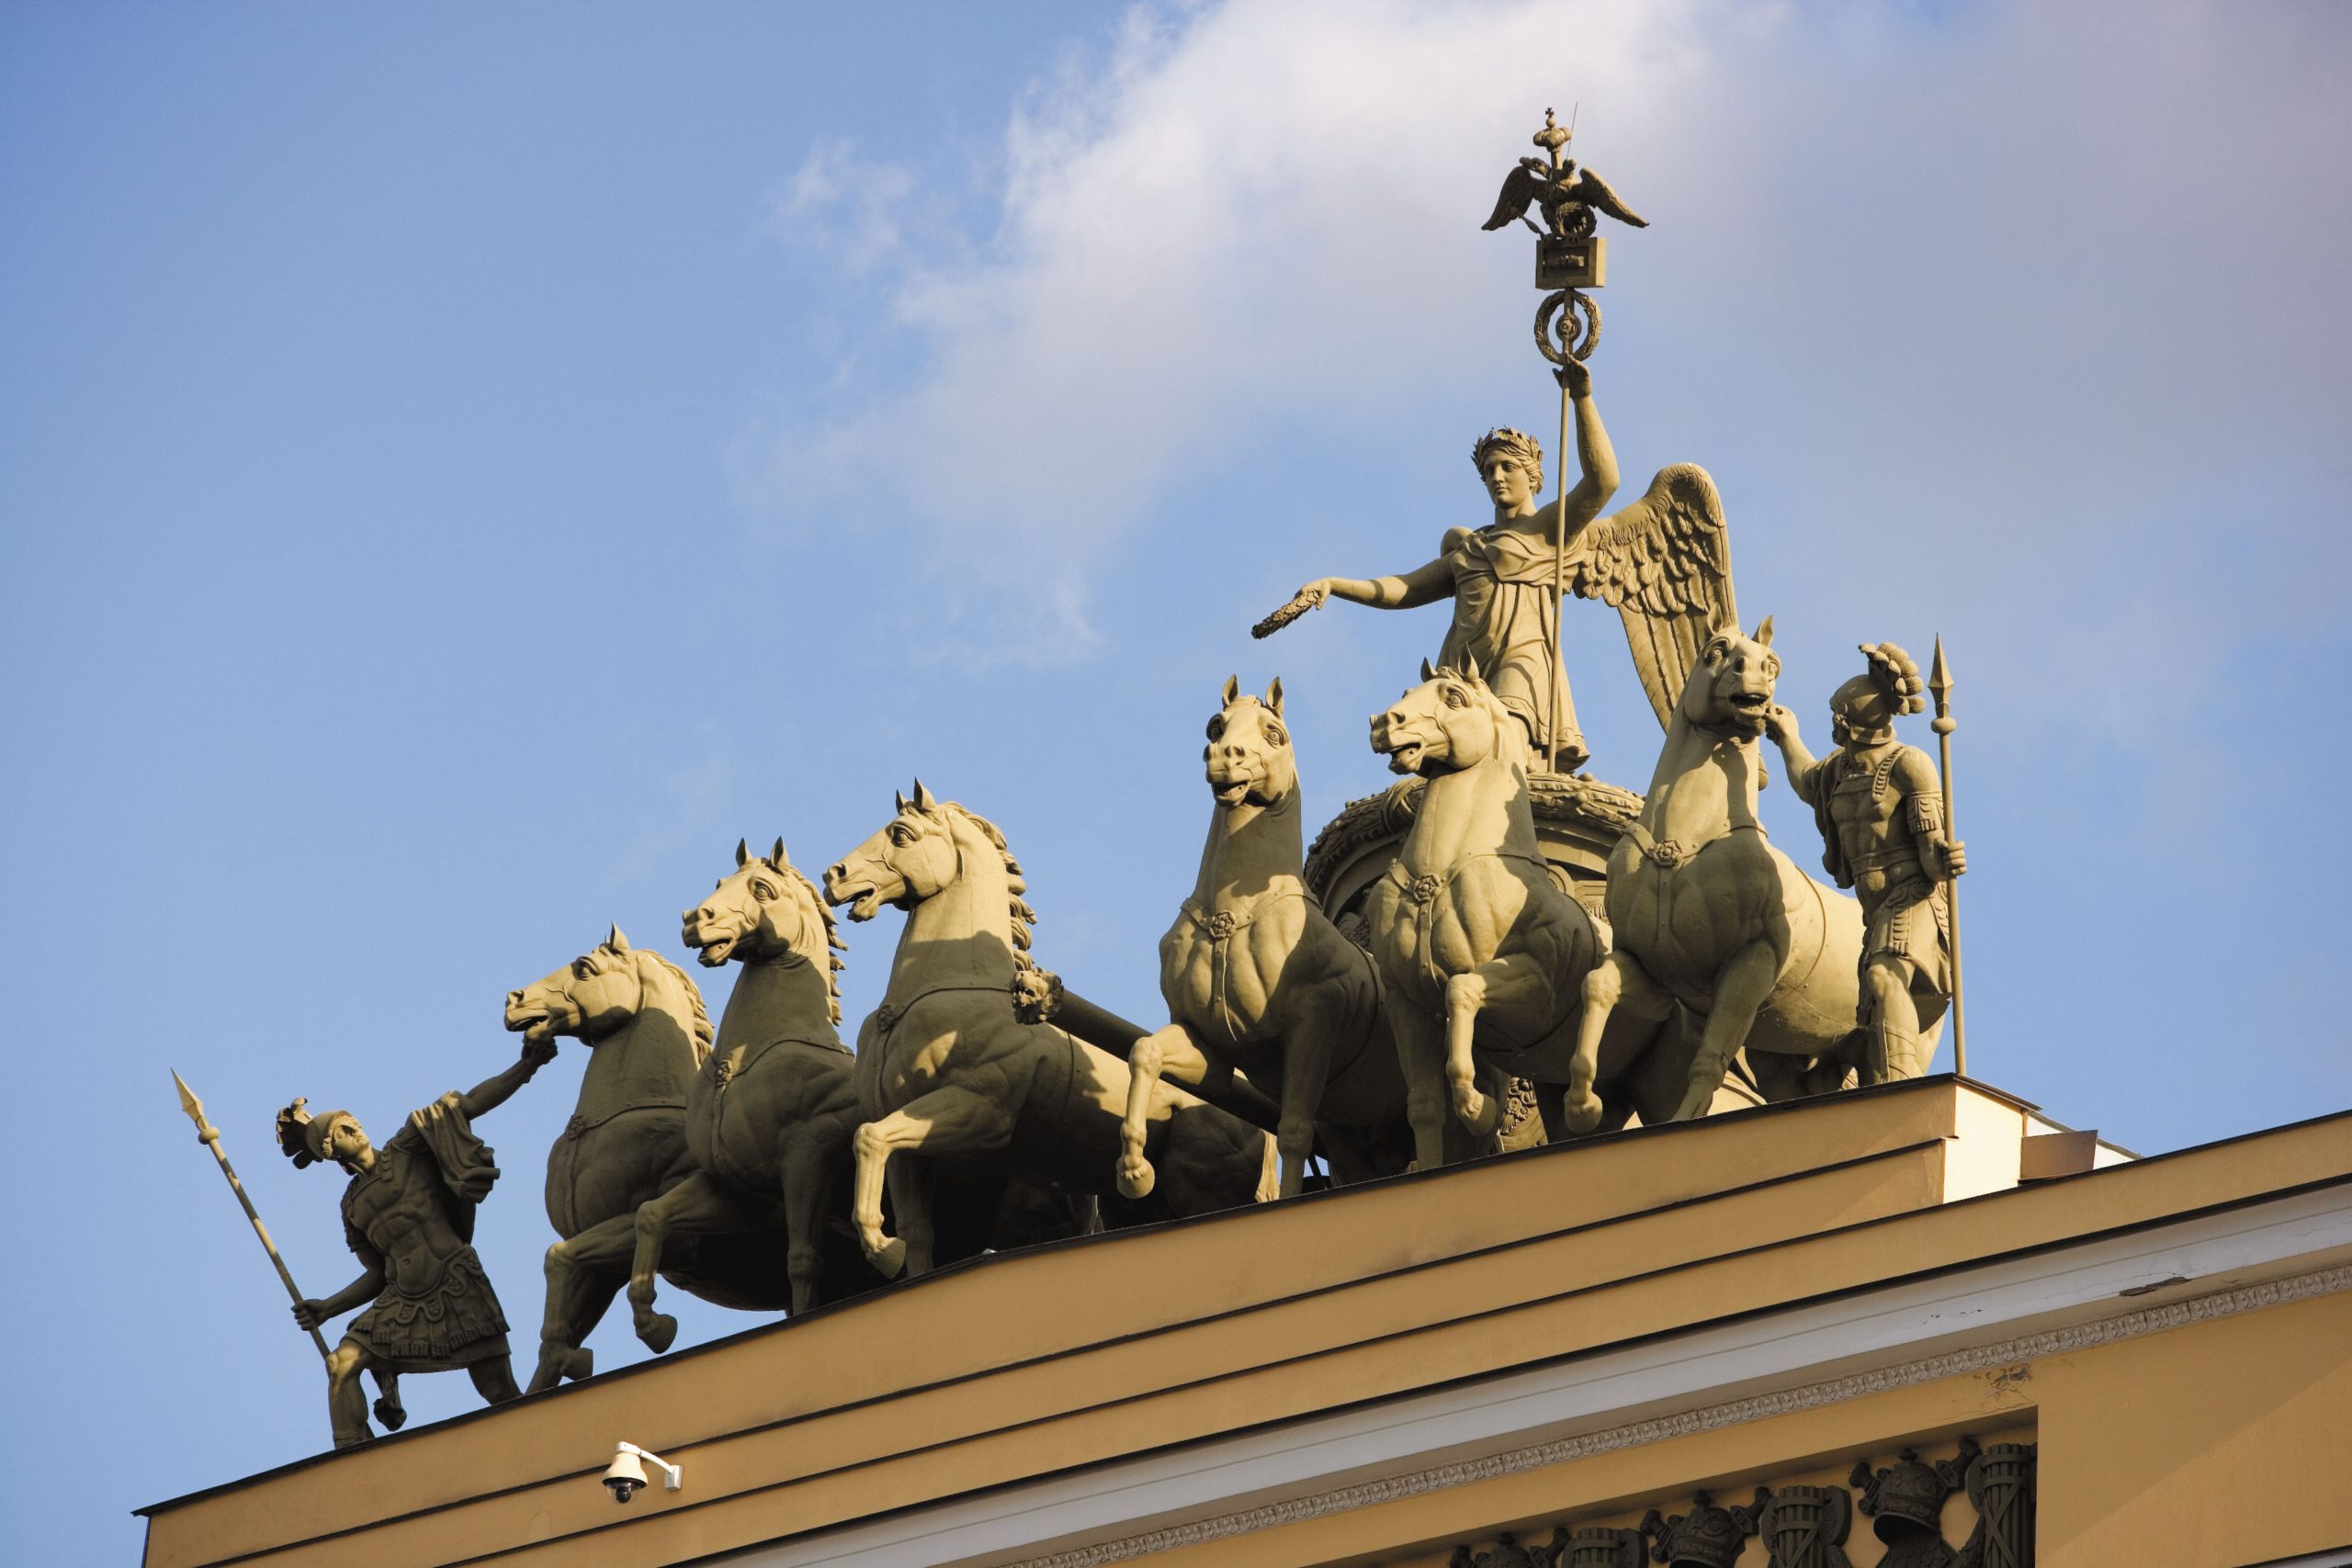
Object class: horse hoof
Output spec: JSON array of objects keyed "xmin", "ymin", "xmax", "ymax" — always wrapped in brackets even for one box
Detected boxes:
[
  {"xmin": 1454, "ymin": 1089, "xmax": 1498, "ymax": 1137},
  {"xmin": 1116, "ymin": 1160, "xmax": 1157, "ymax": 1201},
  {"xmin": 868, "ymin": 1235, "xmax": 907, "ymax": 1279},
  {"xmin": 1563, "ymin": 1092, "xmax": 1603, "ymax": 1135},
  {"xmin": 372, "ymin": 1396, "xmax": 408, "ymax": 1432},
  {"xmin": 638, "ymin": 1313, "xmax": 678, "ymax": 1355}
]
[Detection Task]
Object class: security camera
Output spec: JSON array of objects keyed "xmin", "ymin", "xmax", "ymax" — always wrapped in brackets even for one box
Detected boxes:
[{"xmin": 603, "ymin": 1441, "xmax": 683, "ymax": 1505}]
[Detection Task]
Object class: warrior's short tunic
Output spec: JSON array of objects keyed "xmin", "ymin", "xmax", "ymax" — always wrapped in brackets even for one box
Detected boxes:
[
  {"xmin": 1438, "ymin": 525, "xmax": 1582, "ymax": 765},
  {"xmin": 339, "ymin": 1093, "xmax": 510, "ymax": 1371}
]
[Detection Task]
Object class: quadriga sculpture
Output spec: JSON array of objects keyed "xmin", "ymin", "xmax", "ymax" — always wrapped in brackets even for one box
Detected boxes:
[
  {"xmin": 503, "ymin": 927, "xmax": 796, "ymax": 1391},
  {"xmin": 823, "ymin": 782, "xmax": 1278, "ymax": 1277},
  {"xmin": 1119, "ymin": 677, "xmax": 1423, "ymax": 1201},
  {"xmin": 1366, "ymin": 660, "xmax": 1594, "ymax": 1168},
  {"xmin": 1564, "ymin": 619, "xmax": 1872, "ymax": 1131}
]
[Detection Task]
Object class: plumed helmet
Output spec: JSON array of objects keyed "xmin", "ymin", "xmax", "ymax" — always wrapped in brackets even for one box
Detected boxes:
[{"xmin": 275, "ymin": 1097, "xmax": 351, "ymax": 1168}]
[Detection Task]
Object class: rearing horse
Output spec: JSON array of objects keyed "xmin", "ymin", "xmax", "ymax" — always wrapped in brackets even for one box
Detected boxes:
[
  {"xmin": 1565, "ymin": 619, "xmax": 1869, "ymax": 1130},
  {"xmin": 1119, "ymin": 677, "xmax": 1419, "ymax": 1201},
  {"xmin": 823, "ymin": 783, "xmax": 1277, "ymax": 1278},
  {"xmin": 620, "ymin": 838, "xmax": 876, "ymax": 1351},
  {"xmin": 503, "ymin": 927, "xmax": 794, "ymax": 1392},
  {"xmin": 1366, "ymin": 660, "xmax": 1598, "ymax": 1170}
]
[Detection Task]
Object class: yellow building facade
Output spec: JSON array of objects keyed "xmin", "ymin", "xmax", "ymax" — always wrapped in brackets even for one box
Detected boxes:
[{"xmin": 140, "ymin": 1077, "xmax": 2352, "ymax": 1567}]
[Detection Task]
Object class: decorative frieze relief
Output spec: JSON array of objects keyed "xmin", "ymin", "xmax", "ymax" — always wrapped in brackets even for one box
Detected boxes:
[
  {"xmin": 1429, "ymin": 1439, "xmax": 2036, "ymax": 1568},
  {"xmin": 1641, "ymin": 1488, "xmax": 1766, "ymax": 1567},
  {"xmin": 1452, "ymin": 1529, "xmax": 1569, "ymax": 1568},
  {"xmin": 1952, "ymin": 1443, "xmax": 2036, "ymax": 1568},
  {"xmin": 1852, "ymin": 1440, "xmax": 1973, "ymax": 1567},
  {"xmin": 1755, "ymin": 1485, "xmax": 1853, "ymax": 1568},
  {"xmin": 1018, "ymin": 1261, "xmax": 2290, "ymax": 1568}
]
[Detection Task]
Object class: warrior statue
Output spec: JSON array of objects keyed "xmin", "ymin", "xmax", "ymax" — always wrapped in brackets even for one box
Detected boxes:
[
  {"xmin": 1280, "ymin": 355, "xmax": 1616, "ymax": 772},
  {"xmin": 1765, "ymin": 642, "xmax": 1967, "ymax": 1083},
  {"xmin": 277, "ymin": 1039, "xmax": 549, "ymax": 1449}
]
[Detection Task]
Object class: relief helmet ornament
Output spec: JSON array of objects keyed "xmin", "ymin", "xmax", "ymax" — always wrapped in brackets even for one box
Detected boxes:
[
  {"xmin": 1641, "ymin": 1487, "xmax": 1768, "ymax": 1568},
  {"xmin": 1851, "ymin": 1438, "xmax": 1974, "ymax": 1566}
]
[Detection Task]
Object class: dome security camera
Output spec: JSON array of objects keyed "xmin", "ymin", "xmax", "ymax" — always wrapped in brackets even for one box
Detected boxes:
[{"xmin": 603, "ymin": 1442, "xmax": 682, "ymax": 1505}]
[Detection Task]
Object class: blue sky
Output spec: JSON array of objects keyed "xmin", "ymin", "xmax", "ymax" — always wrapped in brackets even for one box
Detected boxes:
[{"xmin": 3, "ymin": 3, "xmax": 2348, "ymax": 1561}]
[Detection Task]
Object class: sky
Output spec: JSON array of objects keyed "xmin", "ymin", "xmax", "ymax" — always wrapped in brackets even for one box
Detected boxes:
[{"xmin": 3, "ymin": 2, "xmax": 2349, "ymax": 1562}]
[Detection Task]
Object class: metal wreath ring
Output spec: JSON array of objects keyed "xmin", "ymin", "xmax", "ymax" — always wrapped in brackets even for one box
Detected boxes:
[{"xmin": 1534, "ymin": 289, "xmax": 1601, "ymax": 365}]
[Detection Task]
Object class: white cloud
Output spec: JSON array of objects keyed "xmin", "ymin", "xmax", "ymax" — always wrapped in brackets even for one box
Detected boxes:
[{"xmin": 751, "ymin": 0, "xmax": 2352, "ymax": 682}]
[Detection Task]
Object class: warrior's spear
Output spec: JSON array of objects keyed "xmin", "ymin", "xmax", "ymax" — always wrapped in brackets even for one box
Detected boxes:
[
  {"xmin": 172, "ymin": 1069, "xmax": 331, "ymax": 1361},
  {"xmin": 1928, "ymin": 638, "xmax": 1967, "ymax": 1077}
]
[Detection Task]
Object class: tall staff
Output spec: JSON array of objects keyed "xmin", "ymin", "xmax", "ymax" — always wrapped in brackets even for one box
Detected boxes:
[
  {"xmin": 1928, "ymin": 637, "xmax": 1967, "ymax": 1075},
  {"xmin": 173, "ymin": 1069, "xmax": 331, "ymax": 1361},
  {"xmin": 1497, "ymin": 106, "xmax": 1643, "ymax": 770}
]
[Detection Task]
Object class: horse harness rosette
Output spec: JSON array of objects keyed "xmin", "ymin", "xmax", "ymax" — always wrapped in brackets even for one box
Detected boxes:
[
  {"xmin": 871, "ymin": 980, "xmax": 1035, "ymax": 1042},
  {"xmin": 710, "ymin": 1034, "xmax": 852, "ymax": 1095},
  {"xmin": 1618, "ymin": 814, "xmax": 1766, "ymax": 874},
  {"xmin": 561, "ymin": 1097, "xmax": 686, "ymax": 1142},
  {"xmin": 1181, "ymin": 888, "xmax": 1314, "ymax": 1051},
  {"xmin": 1180, "ymin": 886, "xmax": 1305, "ymax": 945},
  {"xmin": 1382, "ymin": 850, "xmax": 1552, "ymax": 978}
]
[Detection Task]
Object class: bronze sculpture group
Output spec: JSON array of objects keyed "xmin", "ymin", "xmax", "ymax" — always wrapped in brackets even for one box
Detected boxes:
[{"xmin": 182, "ymin": 110, "xmax": 1969, "ymax": 1450}]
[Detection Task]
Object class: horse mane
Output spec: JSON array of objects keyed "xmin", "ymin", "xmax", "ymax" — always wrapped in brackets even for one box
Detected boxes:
[
  {"xmin": 634, "ymin": 949, "xmax": 716, "ymax": 1066},
  {"xmin": 776, "ymin": 858, "xmax": 848, "ymax": 1026},
  {"xmin": 938, "ymin": 802, "xmax": 1041, "ymax": 975}
]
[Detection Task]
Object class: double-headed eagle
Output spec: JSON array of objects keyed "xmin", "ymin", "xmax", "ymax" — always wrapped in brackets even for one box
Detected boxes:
[{"xmin": 1480, "ymin": 107, "xmax": 1646, "ymax": 239}]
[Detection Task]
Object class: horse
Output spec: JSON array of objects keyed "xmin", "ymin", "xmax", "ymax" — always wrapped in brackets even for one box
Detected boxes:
[
  {"xmin": 1364, "ymin": 660, "xmax": 1606, "ymax": 1169},
  {"xmin": 628, "ymin": 837, "xmax": 1100, "ymax": 1344},
  {"xmin": 611, "ymin": 838, "xmax": 884, "ymax": 1354},
  {"xmin": 502, "ymin": 927, "xmax": 794, "ymax": 1392},
  {"xmin": 822, "ymin": 782, "xmax": 1279, "ymax": 1278},
  {"xmin": 1564, "ymin": 619, "xmax": 1871, "ymax": 1131},
  {"xmin": 1118, "ymin": 677, "xmax": 1424, "ymax": 1201}
]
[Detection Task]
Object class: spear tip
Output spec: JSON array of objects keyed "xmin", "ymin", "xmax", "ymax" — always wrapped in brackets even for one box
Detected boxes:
[
  {"xmin": 172, "ymin": 1068, "xmax": 216, "ymax": 1139},
  {"xmin": 1928, "ymin": 635, "xmax": 1953, "ymax": 704}
]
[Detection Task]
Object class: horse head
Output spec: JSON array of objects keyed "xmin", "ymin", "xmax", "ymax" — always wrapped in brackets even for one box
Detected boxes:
[
  {"xmin": 504, "ymin": 924, "xmax": 714, "ymax": 1064},
  {"xmin": 1370, "ymin": 658, "xmax": 1522, "ymax": 777},
  {"xmin": 1682, "ymin": 616, "xmax": 1781, "ymax": 738},
  {"xmin": 826, "ymin": 784, "xmax": 1042, "ymax": 1002},
  {"xmin": 1205, "ymin": 675, "xmax": 1296, "ymax": 807},
  {"xmin": 684, "ymin": 835, "xmax": 846, "ymax": 1019},
  {"xmin": 821, "ymin": 781, "xmax": 964, "ymax": 924}
]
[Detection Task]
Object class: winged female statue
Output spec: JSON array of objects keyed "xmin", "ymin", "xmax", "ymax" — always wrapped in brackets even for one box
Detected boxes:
[{"xmin": 1257, "ymin": 356, "xmax": 1736, "ymax": 768}]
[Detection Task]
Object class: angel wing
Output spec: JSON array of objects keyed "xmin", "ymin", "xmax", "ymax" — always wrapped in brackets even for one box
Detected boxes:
[
  {"xmin": 1480, "ymin": 161, "xmax": 1545, "ymax": 231},
  {"xmin": 1566, "ymin": 165, "xmax": 1647, "ymax": 228},
  {"xmin": 1564, "ymin": 464, "xmax": 1735, "ymax": 728}
]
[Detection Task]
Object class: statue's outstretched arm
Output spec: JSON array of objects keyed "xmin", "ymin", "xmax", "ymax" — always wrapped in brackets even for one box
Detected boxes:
[
  {"xmin": 1540, "ymin": 364, "xmax": 1620, "ymax": 543},
  {"xmin": 1765, "ymin": 705, "xmax": 1826, "ymax": 804},
  {"xmin": 1298, "ymin": 555, "xmax": 1453, "ymax": 612},
  {"xmin": 458, "ymin": 1038, "xmax": 556, "ymax": 1121}
]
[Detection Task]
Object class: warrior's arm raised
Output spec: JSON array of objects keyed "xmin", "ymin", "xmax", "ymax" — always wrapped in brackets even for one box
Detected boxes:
[
  {"xmin": 1765, "ymin": 705, "xmax": 1827, "ymax": 805},
  {"xmin": 1297, "ymin": 554, "xmax": 1454, "ymax": 612},
  {"xmin": 458, "ymin": 1038, "xmax": 557, "ymax": 1121}
]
